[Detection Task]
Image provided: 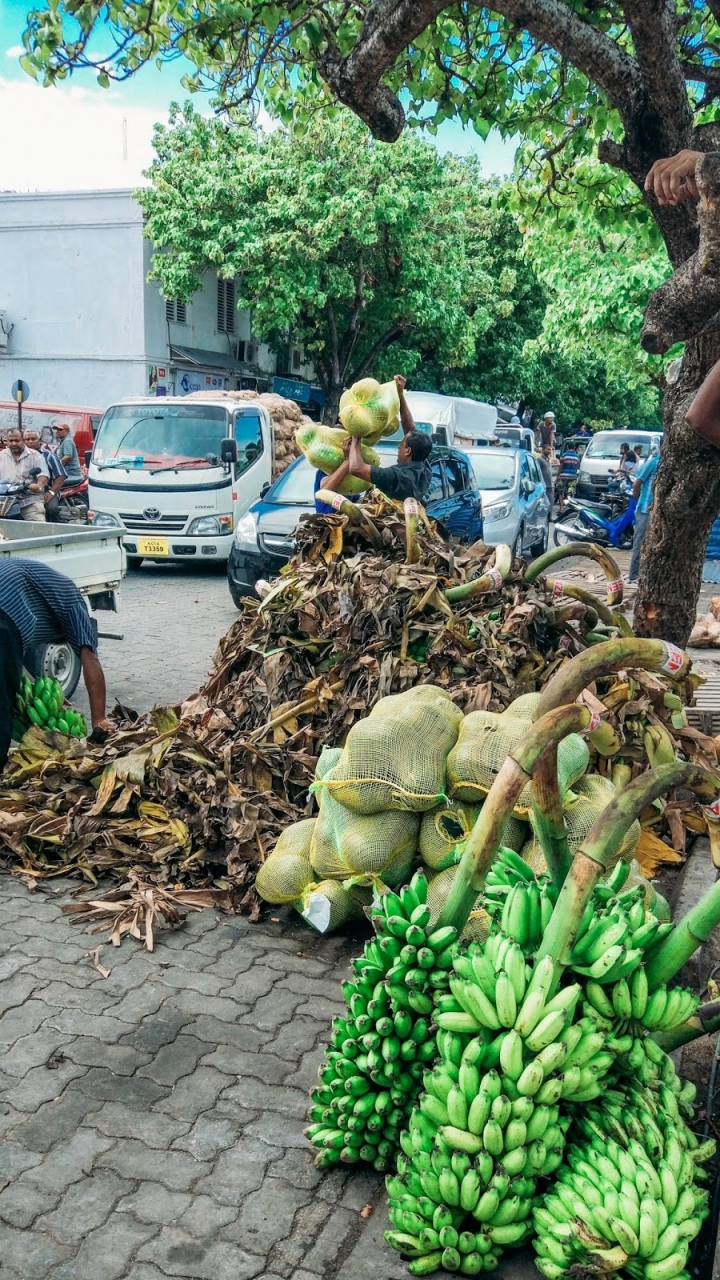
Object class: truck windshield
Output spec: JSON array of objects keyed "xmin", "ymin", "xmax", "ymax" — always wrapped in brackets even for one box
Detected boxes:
[
  {"xmin": 92, "ymin": 404, "xmax": 230, "ymax": 469},
  {"xmin": 585, "ymin": 433, "xmax": 656, "ymax": 460}
]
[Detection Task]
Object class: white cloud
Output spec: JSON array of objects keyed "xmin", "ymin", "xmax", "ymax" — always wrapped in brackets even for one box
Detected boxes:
[
  {"xmin": 0, "ymin": 76, "xmax": 166, "ymax": 191},
  {"xmin": 6, "ymin": 46, "xmax": 25, "ymax": 59}
]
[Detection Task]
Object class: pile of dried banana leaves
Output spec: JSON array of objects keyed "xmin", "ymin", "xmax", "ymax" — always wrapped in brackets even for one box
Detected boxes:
[{"xmin": 0, "ymin": 496, "xmax": 717, "ymax": 931}]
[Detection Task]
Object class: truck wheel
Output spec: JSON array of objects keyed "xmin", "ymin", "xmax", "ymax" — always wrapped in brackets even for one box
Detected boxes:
[
  {"xmin": 126, "ymin": 556, "xmax": 142, "ymax": 571},
  {"xmin": 25, "ymin": 642, "xmax": 82, "ymax": 698}
]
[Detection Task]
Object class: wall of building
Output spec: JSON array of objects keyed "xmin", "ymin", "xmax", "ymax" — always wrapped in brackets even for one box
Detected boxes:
[{"xmin": 0, "ymin": 189, "xmax": 148, "ymax": 406}]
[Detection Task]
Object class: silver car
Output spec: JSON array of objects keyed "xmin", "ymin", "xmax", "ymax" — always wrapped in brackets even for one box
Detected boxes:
[{"xmin": 465, "ymin": 445, "xmax": 551, "ymax": 557}]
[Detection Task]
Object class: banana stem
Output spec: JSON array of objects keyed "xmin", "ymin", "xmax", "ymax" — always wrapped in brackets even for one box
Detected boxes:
[
  {"xmin": 443, "ymin": 544, "xmax": 512, "ymax": 603},
  {"xmin": 523, "ymin": 542, "xmax": 623, "ymax": 604},
  {"xmin": 535, "ymin": 638, "xmax": 689, "ymax": 720},
  {"xmin": 541, "ymin": 579, "xmax": 618, "ymax": 630},
  {"xmin": 314, "ymin": 490, "xmax": 384, "ymax": 549},
  {"xmin": 530, "ymin": 744, "xmax": 573, "ymax": 888},
  {"xmin": 536, "ymin": 764, "xmax": 720, "ymax": 969},
  {"xmin": 403, "ymin": 497, "xmax": 421, "ymax": 564},
  {"xmin": 646, "ymin": 878, "xmax": 720, "ymax": 991},
  {"xmin": 652, "ymin": 999, "xmax": 720, "ymax": 1051},
  {"xmin": 438, "ymin": 704, "xmax": 592, "ymax": 932}
]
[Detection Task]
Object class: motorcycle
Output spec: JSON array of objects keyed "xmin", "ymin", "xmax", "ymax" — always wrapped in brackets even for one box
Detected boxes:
[
  {"xmin": 0, "ymin": 470, "xmax": 43, "ymax": 519},
  {"xmin": 554, "ymin": 472, "xmax": 636, "ymax": 549},
  {"xmin": 51, "ymin": 476, "xmax": 89, "ymax": 523}
]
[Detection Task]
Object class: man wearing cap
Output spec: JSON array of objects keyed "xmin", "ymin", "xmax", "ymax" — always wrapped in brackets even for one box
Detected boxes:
[{"xmin": 537, "ymin": 412, "xmax": 556, "ymax": 453}]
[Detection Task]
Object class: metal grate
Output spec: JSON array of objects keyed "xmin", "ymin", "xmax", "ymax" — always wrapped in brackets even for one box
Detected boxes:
[
  {"xmin": 686, "ymin": 665, "xmax": 720, "ymax": 735},
  {"xmin": 217, "ymin": 279, "xmax": 235, "ymax": 334},
  {"xmin": 120, "ymin": 514, "xmax": 188, "ymax": 533}
]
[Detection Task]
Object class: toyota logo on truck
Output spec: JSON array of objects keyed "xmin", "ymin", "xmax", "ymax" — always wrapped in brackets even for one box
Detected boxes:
[{"xmin": 143, "ymin": 507, "xmax": 161, "ymax": 521}]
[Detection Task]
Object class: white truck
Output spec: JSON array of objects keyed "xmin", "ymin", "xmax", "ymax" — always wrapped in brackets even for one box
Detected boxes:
[
  {"xmin": 86, "ymin": 396, "xmax": 274, "ymax": 567},
  {"xmin": 0, "ymin": 518, "xmax": 125, "ymax": 695},
  {"xmin": 404, "ymin": 391, "xmax": 497, "ymax": 445}
]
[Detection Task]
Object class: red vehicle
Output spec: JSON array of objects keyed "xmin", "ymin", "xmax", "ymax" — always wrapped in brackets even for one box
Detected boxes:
[{"xmin": 0, "ymin": 401, "xmax": 102, "ymax": 459}]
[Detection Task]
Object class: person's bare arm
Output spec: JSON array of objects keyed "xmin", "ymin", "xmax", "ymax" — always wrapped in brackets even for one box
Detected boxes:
[
  {"xmin": 324, "ymin": 438, "xmax": 352, "ymax": 493},
  {"xmin": 80, "ymin": 647, "xmax": 111, "ymax": 731},
  {"xmin": 645, "ymin": 151, "xmax": 702, "ymax": 206},
  {"xmin": 632, "ymin": 477, "xmax": 642, "ymax": 500},
  {"xmin": 686, "ymin": 357, "xmax": 720, "ymax": 446},
  {"xmin": 347, "ymin": 435, "xmax": 372, "ymax": 483},
  {"xmin": 395, "ymin": 374, "xmax": 415, "ymax": 437}
]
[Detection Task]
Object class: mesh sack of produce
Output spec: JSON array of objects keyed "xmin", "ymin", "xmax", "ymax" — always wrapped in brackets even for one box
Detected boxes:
[
  {"xmin": 506, "ymin": 691, "xmax": 542, "ymax": 719},
  {"xmin": 296, "ymin": 878, "xmax": 369, "ymax": 933},
  {"xmin": 426, "ymin": 865, "xmax": 491, "ymax": 941},
  {"xmin": 562, "ymin": 773, "xmax": 640, "ymax": 864},
  {"xmin": 311, "ymin": 774, "xmax": 420, "ymax": 881},
  {"xmin": 315, "ymin": 745, "xmax": 343, "ymax": 782},
  {"xmin": 256, "ymin": 817, "xmax": 316, "ymax": 904},
  {"xmin": 419, "ymin": 801, "xmax": 527, "ymax": 870},
  {"xmin": 447, "ymin": 706, "xmax": 589, "ymax": 815},
  {"xmin": 317, "ymin": 686, "xmax": 462, "ymax": 815},
  {"xmin": 294, "ymin": 424, "xmax": 380, "ymax": 494},
  {"xmin": 338, "ymin": 378, "xmax": 400, "ymax": 439},
  {"xmin": 520, "ymin": 834, "xmax": 547, "ymax": 875}
]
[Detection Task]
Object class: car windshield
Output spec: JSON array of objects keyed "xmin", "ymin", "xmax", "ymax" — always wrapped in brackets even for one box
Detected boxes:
[
  {"xmin": 470, "ymin": 454, "xmax": 516, "ymax": 490},
  {"xmin": 584, "ymin": 433, "xmax": 656, "ymax": 460},
  {"xmin": 92, "ymin": 404, "xmax": 230, "ymax": 468},
  {"xmin": 266, "ymin": 458, "xmax": 316, "ymax": 504}
]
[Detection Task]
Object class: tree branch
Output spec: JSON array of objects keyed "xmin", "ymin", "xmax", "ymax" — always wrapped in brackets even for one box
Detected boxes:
[
  {"xmin": 619, "ymin": 1, "xmax": 692, "ymax": 142},
  {"xmin": 641, "ymin": 152, "xmax": 720, "ymax": 354},
  {"xmin": 350, "ymin": 321, "xmax": 409, "ymax": 381},
  {"xmin": 326, "ymin": 298, "xmax": 341, "ymax": 387}
]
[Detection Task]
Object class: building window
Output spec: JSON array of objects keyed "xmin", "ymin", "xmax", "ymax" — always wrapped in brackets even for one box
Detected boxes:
[
  {"xmin": 292, "ymin": 348, "xmax": 302, "ymax": 370},
  {"xmin": 165, "ymin": 298, "xmax": 187, "ymax": 323},
  {"xmin": 217, "ymin": 279, "xmax": 235, "ymax": 334}
]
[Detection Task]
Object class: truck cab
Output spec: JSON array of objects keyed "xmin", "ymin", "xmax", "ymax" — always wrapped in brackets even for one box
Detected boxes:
[{"xmin": 87, "ymin": 397, "xmax": 273, "ymax": 566}]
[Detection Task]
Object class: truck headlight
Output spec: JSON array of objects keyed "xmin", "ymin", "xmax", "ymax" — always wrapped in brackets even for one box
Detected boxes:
[
  {"xmin": 89, "ymin": 511, "xmax": 121, "ymax": 528},
  {"xmin": 234, "ymin": 511, "xmax": 258, "ymax": 546},
  {"xmin": 187, "ymin": 515, "xmax": 233, "ymax": 536}
]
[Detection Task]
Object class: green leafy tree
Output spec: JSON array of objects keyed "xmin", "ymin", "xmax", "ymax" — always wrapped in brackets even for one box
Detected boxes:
[
  {"xmin": 22, "ymin": 0, "xmax": 720, "ymax": 641},
  {"xmin": 139, "ymin": 106, "xmax": 526, "ymax": 422}
]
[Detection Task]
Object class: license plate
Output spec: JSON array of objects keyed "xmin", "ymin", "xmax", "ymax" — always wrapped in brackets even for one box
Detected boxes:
[{"xmin": 137, "ymin": 538, "xmax": 169, "ymax": 556}]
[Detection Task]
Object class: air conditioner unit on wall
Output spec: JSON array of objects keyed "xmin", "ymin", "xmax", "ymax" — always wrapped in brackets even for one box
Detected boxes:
[{"xmin": 0, "ymin": 312, "xmax": 11, "ymax": 352}]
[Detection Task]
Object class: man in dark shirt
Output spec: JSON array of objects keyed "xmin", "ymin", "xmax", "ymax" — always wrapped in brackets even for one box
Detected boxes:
[
  {"xmin": 346, "ymin": 375, "xmax": 432, "ymax": 503},
  {"xmin": 0, "ymin": 560, "xmax": 112, "ymax": 767}
]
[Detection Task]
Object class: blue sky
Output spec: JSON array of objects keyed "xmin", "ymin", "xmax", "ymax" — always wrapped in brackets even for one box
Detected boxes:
[{"xmin": 0, "ymin": 0, "xmax": 516, "ymax": 189}]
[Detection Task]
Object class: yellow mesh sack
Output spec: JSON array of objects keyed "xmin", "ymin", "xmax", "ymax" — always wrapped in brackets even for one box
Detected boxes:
[
  {"xmin": 315, "ymin": 746, "xmax": 343, "ymax": 782},
  {"xmin": 339, "ymin": 378, "xmax": 400, "ymax": 439},
  {"xmin": 507, "ymin": 692, "xmax": 542, "ymax": 719},
  {"xmin": 310, "ymin": 779, "xmax": 420, "ymax": 881},
  {"xmin": 562, "ymin": 774, "xmax": 640, "ymax": 865},
  {"xmin": 256, "ymin": 817, "xmax": 316, "ymax": 904},
  {"xmin": 520, "ymin": 835, "xmax": 547, "ymax": 876},
  {"xmin": 426, "ymin": 866, "xmax": 491, "ymax": 942},
  {"xmin": 447, "ymin": 707, "xmax": 589, "ymax": 816},
  {"xmin": 296, "ymin": 878, "xmax": 369, "ymax": 933},
  {"xmin": 318, "ymin": 686, "xmax": 463, "ymax": 815},
  {"xmin": 420, "ymin": 802, "xmax": 527, "ymax": 871},
  {"xmin": 294, "ymin": 423, "xmax": 379, "ymax": 494}
]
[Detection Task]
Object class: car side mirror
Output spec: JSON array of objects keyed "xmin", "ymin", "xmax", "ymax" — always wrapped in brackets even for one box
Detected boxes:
[
  {"xmin": 84, "ymin": 450, "xmax": 92, "ymax": 467},
  {"xmin": 433, "ymin": 428, "xmax": 448, "ymax": 446},
  {"xmin": 260, "ymin": 482, "xmax": 270, "ymax": 498},
  {"xmin": 221, "ymin": 439, "xmax": 238, "ymax": 466}
]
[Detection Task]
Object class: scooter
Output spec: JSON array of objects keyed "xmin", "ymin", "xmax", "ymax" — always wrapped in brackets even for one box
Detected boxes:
[
  {"xmin": 554, "ymin": 485, "xmax": 636, "ymax": 549},
  {"xmin": 53, "ymin": 477, "xmax": 89, "ymax": 523},
  {"xmin": 560, "ymin": 474, "xmax": 633, "ymax": 522},
  {"xmin": 0, "ymin": 471, "xmax": 43, "ymax": 519}
]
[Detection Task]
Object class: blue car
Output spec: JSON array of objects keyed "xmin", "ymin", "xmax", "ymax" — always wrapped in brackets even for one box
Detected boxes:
[{"xmin": 228, "ymin": 444, "xmax": 483, "ymax": 604}]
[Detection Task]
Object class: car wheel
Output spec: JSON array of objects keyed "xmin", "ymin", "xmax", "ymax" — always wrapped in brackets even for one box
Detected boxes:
[
  {"xmin": 512, "ymin": 527, "xmax": 524, "ymax": 560},
  {"xmin": 25, "ymin": 641, "xmax": 82, "ymax": 698},
  {"xmin": 530, "ymin": 523, "xmax": 549, "ymax": 557}
]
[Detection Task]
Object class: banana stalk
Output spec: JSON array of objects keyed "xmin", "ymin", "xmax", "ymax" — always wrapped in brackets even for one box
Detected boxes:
[
  {"xmin": 536, "ymin": 764, "xmax": 720, "ymax": 974},
  {"xmin": 523, "ymin": 542, "xmax": 623, "ymax": 604},
  {"xmin": 653, "ymin": 997, "xmax": 720, "ymax": 1050},
  {"xmin": 404, "ymin": 497, "xmax": 421, "ymax": 564},
  {"xmin": 538, "ymin": 579, "xmax": 631, "ymax": 636},
  {"xmin": 535, "ymin": 638, "xmax": 689, "ymax": 720},
  {"xmin": 646, "ymin": 879, "xmax": 720, "ymax": 991},
  {"xmin": 315, "ymin": 490, "xmax": 385, "ymax": 549},
  {"xmin": 443, "ymin": 544, "xmax": 512, "ymax": 604},
  {"xmin": 530, "ymin": 745, "xmax": 573, "ymax": 888},
  {"xmin": 437, "ymin": 705, "xmax": 592, "ymax": 932}
]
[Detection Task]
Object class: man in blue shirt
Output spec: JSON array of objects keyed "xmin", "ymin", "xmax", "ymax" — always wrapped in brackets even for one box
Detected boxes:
[
  {"xmin": 628, "ymin": 451, "xmax": 659, "ymax": 583},
  {"xmin": 52, "ymin": 422, "xmax": 84, "ymax": 486}
]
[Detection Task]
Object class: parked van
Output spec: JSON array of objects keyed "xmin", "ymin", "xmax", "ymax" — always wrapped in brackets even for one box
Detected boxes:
[{"xmin": 0, "ymin": 401, "xmax": 102, "ymax": 457}]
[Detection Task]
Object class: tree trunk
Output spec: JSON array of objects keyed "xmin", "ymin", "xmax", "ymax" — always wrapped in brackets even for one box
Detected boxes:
[
  {"xmin": 321, "ymin": 382, "xmax": 342, "ymax": 425},
  {"xmin": 633, "ymin": 332, "xmax": 720, "ymax": 644}
]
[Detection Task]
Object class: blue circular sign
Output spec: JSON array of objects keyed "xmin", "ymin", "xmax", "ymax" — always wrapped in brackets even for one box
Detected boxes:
[{"xmin": 11, "ymin": 379, "xmax": 30, "ymax": 403}]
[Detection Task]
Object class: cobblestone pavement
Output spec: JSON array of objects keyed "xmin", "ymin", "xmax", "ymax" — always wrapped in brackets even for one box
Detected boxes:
[{"xmin": 0, "ymin": 566, "xmax": 533, "ymax": 1277}]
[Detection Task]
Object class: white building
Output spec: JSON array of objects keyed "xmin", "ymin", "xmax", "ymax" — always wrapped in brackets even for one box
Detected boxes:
[{"xmin": 0, "ymin": 188, "xmax": 318, "ymax": 409}]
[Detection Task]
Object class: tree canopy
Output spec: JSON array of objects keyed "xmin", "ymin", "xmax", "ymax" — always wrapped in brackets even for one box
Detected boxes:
[{"xmin": 139, "ymin": 107, "xmax": 530, "ymax": 419}]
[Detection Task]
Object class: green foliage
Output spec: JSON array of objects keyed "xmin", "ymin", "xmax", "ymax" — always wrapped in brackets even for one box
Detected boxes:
[{"xmin": 138, "ymin": 107, "xmax": 531, "ymax": 414}]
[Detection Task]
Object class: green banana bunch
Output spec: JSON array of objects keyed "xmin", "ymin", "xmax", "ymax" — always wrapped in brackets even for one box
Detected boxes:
[
  {"xmin": 14, "ymin": 674, "xmax": 87, "ymax": 738},
  {"xmin": 306, "ymin": 872, "xmax": 458, "ymax": 1171},
  {"xmin": 643, "ymin": 721, "xmax": 679, "ymax": 769}
]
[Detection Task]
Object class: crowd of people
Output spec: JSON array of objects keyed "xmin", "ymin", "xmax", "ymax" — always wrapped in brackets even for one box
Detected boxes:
[{"xmin": 0, "ymin": 421, "xmax": 84, "ymax": 521}]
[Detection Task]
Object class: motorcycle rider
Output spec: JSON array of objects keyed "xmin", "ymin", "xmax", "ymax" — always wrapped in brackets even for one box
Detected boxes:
[
  {"xmin": 0, "ymin": 428, "xmax": 49, "ymax": 520},
  {"xmin": 22, "ymin": 429, "xmax": 67, "ymax": 520}
]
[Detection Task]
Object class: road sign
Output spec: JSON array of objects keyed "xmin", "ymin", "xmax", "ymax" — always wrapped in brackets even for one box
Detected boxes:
[{"xmin": 11, "ymin": 379, "xmax": 29, "ymax": 403}]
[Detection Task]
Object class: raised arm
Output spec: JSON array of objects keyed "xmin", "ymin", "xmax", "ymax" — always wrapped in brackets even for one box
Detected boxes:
[
  {"xmin": 347, "ymin": 435, "xmax": 372, "ymax": 483},
  {"xmin": 686, "ymin": 357, "xmax": 720, "ymax": 448},
  {"xmin": 395, "ymin": 374, "xmax": 415, "ymax": 436}
]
